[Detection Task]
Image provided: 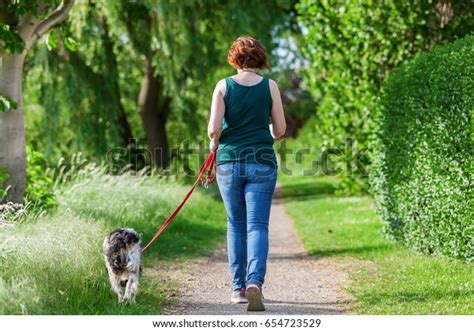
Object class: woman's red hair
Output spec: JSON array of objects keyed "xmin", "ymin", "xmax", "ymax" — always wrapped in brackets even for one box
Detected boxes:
[{"xmin": 227, "ymin": 36, "xmax": 270, "ymax": 70}]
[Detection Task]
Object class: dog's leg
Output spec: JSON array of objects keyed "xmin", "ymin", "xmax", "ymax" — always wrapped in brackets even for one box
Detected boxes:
[
  {"xmin": 123, "ymin": 244, "xmax": 141, "ymax": 304},
  {"xmin": 104, "ymin": 238, "xmax": 124, "ymax": 303},
  {"xmin": 105, "ymin": 263, "xmax": 123, "ymax": 303},
  {"xmin": 123, "ymin": 275, "xmax": 132, "ymax": 303},
  {"xmin": 112, "ymin": 275, "xmax": 124, "ymax": 303},
  {"xmin": 128, "ymin": 273, "xmax": 139, "ymax": 304}
]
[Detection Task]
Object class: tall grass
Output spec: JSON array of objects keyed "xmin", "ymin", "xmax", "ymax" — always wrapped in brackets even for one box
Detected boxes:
[{"xmin": 0, "ymin": 163, "xmax": 226, "ymax": 314}]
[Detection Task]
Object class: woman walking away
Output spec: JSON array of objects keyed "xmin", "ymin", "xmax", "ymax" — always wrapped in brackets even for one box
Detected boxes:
[{"xmin": 207, "ymin": 36, "xmax": 286, "ymax": 312}]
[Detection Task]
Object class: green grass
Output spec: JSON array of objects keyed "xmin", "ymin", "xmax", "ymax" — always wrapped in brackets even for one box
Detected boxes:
[
  {"xmin": 0, "ymin": 165, "xmax": 226, "ymax": 314},
  {"xmin": 276, "ymin": 117, "xmax": 323, "ymax": 187},
  {"xmin": 282, "ymin": 176, "xmax": 474, "ymax": 314}
]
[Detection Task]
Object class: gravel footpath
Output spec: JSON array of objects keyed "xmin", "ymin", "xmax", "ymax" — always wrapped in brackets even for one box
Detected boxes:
[{"xmin": 164, "ymin": 189, "xmax": 351, "ymax": 315}]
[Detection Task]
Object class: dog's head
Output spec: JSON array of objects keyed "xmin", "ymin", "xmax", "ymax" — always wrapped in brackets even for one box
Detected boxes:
[
  {"xmin": 123, "ymin": 230, "xmax": 140, "ymax": 249},
  {"xmin": 107, "ymin": 228, "xmax": 141, "ymax": 250}
]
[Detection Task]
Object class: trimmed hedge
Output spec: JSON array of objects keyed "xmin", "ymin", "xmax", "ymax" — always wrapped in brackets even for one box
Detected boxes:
[{"xmin": 370, "ymin": 35, "xmax": 473, "ymax": 262}]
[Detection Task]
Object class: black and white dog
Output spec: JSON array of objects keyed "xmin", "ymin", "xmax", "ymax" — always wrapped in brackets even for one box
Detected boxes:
[{"xmin": 103, "ymin": 228, "xmax": 141, "ymax": 304}]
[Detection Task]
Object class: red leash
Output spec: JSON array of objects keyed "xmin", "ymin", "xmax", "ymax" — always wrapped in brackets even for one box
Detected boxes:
[{"xmin": 141, "ymin": 151, "xmax": 217, "ymax": 253}]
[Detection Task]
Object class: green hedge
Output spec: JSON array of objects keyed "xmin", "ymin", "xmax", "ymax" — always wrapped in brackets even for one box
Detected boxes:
[{"xmin": 370, "ymin": 35, "xmax": 473, "ymax": 262}]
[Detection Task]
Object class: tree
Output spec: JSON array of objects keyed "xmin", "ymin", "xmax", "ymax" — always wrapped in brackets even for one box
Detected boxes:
[
  {"xmin": 104, "ymin": 0, "xmax": 290, "ymax": 169},
  {"xmin": 11, "ymin": 0, "xmax": 290, "ymax": 177},
  {"xmin": 65, "ymin": 5, "xmax": 134, "ymax": 148},
  {"xmin": 22, "ymin": 1, "xmax": 137, "ymax": 162},
  {"xmin": 0, "ymin": 0, "xmax": 75, "ymax": 202},
  {"xmin": 296, "ymin": 0, "xmax": 474, "ymax": 194}
]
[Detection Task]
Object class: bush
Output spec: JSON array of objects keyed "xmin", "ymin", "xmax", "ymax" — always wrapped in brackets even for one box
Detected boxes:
[
  {"xmin": 370, "ymin": 35, "xmax": 473, "ymax": 262},
  {"xmin": 0, "ymin": 148, "xmax": 56, "ymax": 208},
  {"xmin": 25, "ymin": 147, "xmax": 57, "ymax": 210},
  {"xmin": 296, "ymin": 0, "xmax": 474, "ymax": 194},
  {"xmin": 0, "ymin": 167, "xmax": 8, "ymax": 201}
]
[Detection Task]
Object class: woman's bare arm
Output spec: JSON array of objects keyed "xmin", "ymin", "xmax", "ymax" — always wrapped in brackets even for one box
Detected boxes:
[
  {"xmin": 269, "ymin": 79, "xmax": 286, "ymax": 139},
  {"xmin": 207, "ymin": 79, "xmax": 226, "ymax": 151}
]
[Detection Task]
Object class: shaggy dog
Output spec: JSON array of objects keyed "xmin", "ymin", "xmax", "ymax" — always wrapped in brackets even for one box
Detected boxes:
[{"xmin": 103, "ymin": 228, "xmax": 141, "ymax": 304}]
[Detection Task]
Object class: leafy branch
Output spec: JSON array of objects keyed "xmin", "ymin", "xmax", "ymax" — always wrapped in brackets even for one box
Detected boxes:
[
  {"xmin": 0, "ymin": 93, "xmax": 18, "ymax": 112},
  {"xmin": 0, "ymin": 24, "xmax": 26, "ymax": 53}
]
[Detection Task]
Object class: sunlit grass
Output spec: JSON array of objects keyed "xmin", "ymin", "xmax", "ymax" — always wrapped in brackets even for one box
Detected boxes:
[
  {"xmin": 58, "ymin": 169, "xmax": 225, "ymax": 262},
  {"xmin": 282, "ymin": 176, "xmax": 474, "ymax": 314},
  {"xmin": 0, "ymin": 165, "xmax": 226, "ymax": 314}
]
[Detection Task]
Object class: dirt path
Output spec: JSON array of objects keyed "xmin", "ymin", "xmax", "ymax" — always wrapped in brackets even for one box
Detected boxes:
[{"xmin": 164, "ymin": 190, "xmax": 351, "ymax": 315}]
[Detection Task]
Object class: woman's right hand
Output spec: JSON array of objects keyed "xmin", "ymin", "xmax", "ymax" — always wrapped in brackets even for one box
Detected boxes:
[
  {"xmin": 209, "ymin": 139, "xmax": 218, "ymax": 152},
  {"xmin": 208, "ymin": 79, "xmax": 226, "ymax": 152}
]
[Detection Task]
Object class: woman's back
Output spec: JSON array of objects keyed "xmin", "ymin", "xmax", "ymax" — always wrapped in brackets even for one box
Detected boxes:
[
  {"xmin": 207, "ymin": 35, "xmax": 286, "ymax": 311},
  {"xmin": 217, "ymin": 76, "xmax": 276, "ymax": 167}
]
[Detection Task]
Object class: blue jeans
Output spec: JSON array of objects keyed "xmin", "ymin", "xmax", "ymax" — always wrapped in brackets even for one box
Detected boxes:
[{"xmin": 216, "ymin": 162, "xmax": 277, "ymax": 290}]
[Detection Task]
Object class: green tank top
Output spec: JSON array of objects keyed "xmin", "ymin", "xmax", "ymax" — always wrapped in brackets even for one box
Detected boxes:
[{"xmin": 217, "ymin": 76, "xmax": 277, "ymax": 168}]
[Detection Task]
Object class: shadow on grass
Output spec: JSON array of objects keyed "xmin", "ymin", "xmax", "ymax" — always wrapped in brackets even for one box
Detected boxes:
[
  {"xmin": 308, "ymin": 244, "xmax": 394, "ymax": 258},
  {"xmin": 140, "ymin": 219, "xmax": 225, "ymax": 262},
  {"xmin": 69, "ymin": 277, "xmax": 172, "ymax": 315},
  {"xmin": 72, "ymin": 203, "xmax": 226, "ymax": 262},
  {"xmin": 281, "ymin": 177, "xmax": 394, "ymax": 259},
  {"xmin": 280, "ymin": 179, "xmax": 337, "ymax": 201},
  {"xmin": 359, "ymin": 288, "xmax": 474, "ymax": 306}
]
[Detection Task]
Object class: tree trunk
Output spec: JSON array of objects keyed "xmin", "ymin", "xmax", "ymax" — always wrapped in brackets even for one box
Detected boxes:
[
  {"xmin": 100, "ymin": 15, "xmax": 134, "ymax": 148},
  {"xmin": 138, "ymin": 57, "xmax": 171, "ymax": 169},
  {"xmin": 0, "ymin": 52, "xmax": 27, "ymax": 203},
  {"xmin": 116, "ymin": 103, "xmax": 134, "ymax": 148},
  {"xmin": 0, "ymin": 1, "xmax": 75, "ymax": 203}
]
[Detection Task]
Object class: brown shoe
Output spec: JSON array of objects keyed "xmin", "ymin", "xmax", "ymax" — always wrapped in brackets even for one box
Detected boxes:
[{"xmin": 246, "ymin": 284, "xmax": 265, "ymax": 311}]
